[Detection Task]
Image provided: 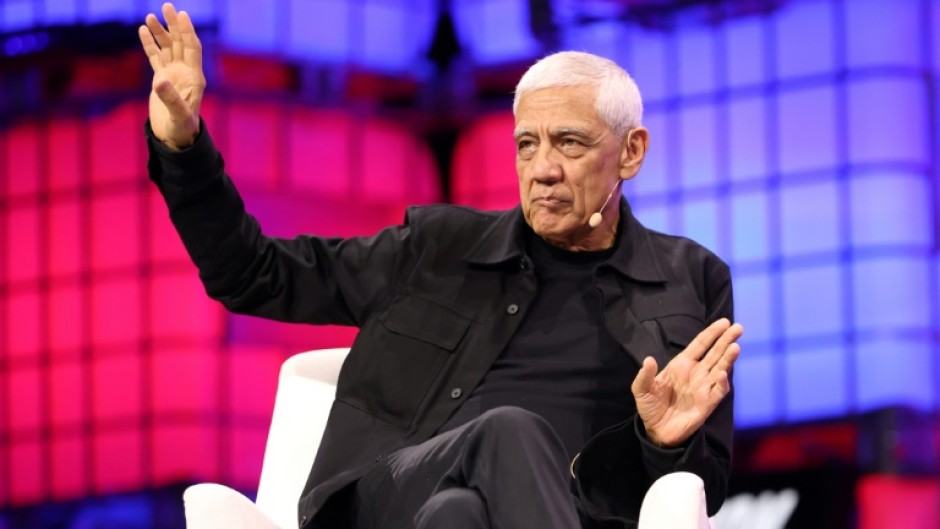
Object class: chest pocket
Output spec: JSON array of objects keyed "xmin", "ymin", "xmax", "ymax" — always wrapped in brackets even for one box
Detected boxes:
[
  {"xmin": 380, "ymin": 295, "xmax": 470, "ymax": 350},
  {"xmin": 653, "ymin": 314, "xmax": 705, "ymax": 356},
  {"xmin": 339, "ymin": 295, "xmax": 471, "ymax": 429}
]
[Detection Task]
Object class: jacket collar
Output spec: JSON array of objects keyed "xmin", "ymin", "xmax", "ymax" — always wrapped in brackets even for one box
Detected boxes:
[
  {"xmin": 462, "ymin": 205, "xmax": 528, "ymax": 265},
  {"xmin": 463, "ymin": 199, "xmax": 667, "ymax": 284}
]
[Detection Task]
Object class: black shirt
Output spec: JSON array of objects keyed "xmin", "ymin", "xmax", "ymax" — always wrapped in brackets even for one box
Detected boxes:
[{"xmin": 440, "ymin": 226, "xmax": 639, "ymax": 458}]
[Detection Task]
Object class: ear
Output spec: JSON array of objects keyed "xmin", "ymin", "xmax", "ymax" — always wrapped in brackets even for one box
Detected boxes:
[{"xmin": 619, "ymin": 127, "xmax": 649, "ymax": 181}]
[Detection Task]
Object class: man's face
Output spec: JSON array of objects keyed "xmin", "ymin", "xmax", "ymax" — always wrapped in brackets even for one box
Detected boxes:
[{"xmin": 514, "ymin": 85, "xmax": 628, "ymax": 250}]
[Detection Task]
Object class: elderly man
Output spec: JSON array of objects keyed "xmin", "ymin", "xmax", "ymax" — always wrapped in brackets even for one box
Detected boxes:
[{"xmin": 141, "ymin": 4, "xmax": 742, "ymax": 529}]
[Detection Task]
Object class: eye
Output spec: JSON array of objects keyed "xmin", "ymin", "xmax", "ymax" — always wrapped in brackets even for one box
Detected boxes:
[
  {"xmin": 558, "ymin": 137, "xmax": 588, "ymax": 157},
  {"xmin": 517, "ymin": 139, "xmax": 537, "ymax": 157}
]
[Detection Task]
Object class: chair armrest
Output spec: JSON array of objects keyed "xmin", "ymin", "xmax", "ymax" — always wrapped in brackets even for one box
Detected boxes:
[
  {"xmin": 183, "ymin": 483, "xmax": 285, "ymax": 529},
  {"xmin": 638, "ymin": 472, "xmax": 712, "ymax": 529},
  {"xmin": 256, "ymin": 378, "xmax": 338, "ymax": 528}
]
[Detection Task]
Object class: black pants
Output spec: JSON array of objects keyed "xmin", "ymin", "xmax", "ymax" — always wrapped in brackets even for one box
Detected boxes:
[{"xmin": 351, "ymin": 407, "xmax": 585, "ymax": 529}]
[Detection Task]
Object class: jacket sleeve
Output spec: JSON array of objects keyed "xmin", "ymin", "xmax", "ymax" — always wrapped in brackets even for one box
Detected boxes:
[
  {"xmin": 574, "ymin": 254, "xmax": 734, "ymax": 522},
  {"xmin": 145, "ymin": 120, "xmax": 413, "ymax": 327}
]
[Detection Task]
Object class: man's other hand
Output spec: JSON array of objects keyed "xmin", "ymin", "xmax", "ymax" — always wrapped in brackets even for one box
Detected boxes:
[
  {"xmin": 138, "ymin": 2, "xmax": 205, "ymax": 150},
  {"xmin": 631, "ymin": 318, "xmax": 743, "ymax": 448}
]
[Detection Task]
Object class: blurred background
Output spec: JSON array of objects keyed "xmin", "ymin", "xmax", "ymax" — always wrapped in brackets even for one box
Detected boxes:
[{"xmin": 1, "ymin": 0, "xmax": 938, "ymax": 527}]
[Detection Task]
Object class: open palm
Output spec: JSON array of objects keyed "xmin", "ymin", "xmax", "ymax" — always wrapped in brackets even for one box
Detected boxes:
[
  {"xmin": 138, "ymin": 3, "xmax": 205, "ymax": 150},
  {"xmin": 632, "ymin": 319, "xmax": 743, "ymax": 447}
]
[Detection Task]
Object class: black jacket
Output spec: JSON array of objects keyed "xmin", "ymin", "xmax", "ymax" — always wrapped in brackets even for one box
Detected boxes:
[{"xmin": 146, "ymin": 122, "xmax": 735, "ymax": 528}]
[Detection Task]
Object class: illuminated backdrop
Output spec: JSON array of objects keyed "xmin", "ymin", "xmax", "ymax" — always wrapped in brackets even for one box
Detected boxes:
[{"xmin": 0, "ymin": 0, "xmax": 938, "ymax": 525}]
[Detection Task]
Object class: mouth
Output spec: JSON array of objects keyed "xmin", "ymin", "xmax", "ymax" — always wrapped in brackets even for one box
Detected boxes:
[{"xmin": 532, "ymin": 196, "xmax": 570, "ymax": 206}]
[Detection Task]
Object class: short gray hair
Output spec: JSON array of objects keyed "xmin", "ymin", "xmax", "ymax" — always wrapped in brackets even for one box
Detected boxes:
[{"xmin": 513, "ymin": 51, "xmax": 643, "ymax": 136}]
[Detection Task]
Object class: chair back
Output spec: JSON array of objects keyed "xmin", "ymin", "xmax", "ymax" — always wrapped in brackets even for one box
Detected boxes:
[{"xmin": 254, "ymin": 348, "xmax": 350, "ymax": 529}]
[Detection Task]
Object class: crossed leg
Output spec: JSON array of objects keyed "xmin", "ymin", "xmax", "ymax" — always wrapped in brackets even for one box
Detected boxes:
[{"xmin": 351, "ymin": 406, "xmax": 581, "ymax": 529}]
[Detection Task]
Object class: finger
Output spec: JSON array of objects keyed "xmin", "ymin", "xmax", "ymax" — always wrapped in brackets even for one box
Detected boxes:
[
  {"xmin": 153, "ymin": 76, "xmax": 191, "ymax": 120},
  {"xmin": 705, "ymin": 342, "xmax": 740, "ymax": 388},
  {"xmin": 631, "ymin": 356, "xmax": 658, "ymax": 397},
  {"xmin": 707, "ymin": 370, "xmax": 731, "ymax": 407},
  {"xmin": 138, "ymin": 25, "xmax": 164, "ymax": 72},
  {"xmin": 681, "ymin": 318, "xmax": 731, "ymax": 361},
  {"xmin": 145, "ymin": 13, "xmax": 172, "ymax": 49},
  {"xmin": 714, "ymin": 342, "xmax": 741, "ymax": 374},
  {"xmin": 163, "ymin": 3, "xmax": 183, "ymax": 61},
  {"xmin": 700, "ymin": 322, "xmax": 744, "ymax": 371},
  {"xmin": 178, "ymin": 11, "xmax": 203, "ymax": 69}
]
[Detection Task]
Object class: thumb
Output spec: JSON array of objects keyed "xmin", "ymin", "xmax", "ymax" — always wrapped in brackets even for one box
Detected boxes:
[
  {"xmin": 631, "ymin": 356, "xmax": 658, "ymax": 397},
  {"xmin": 153, "ymin": 75, "xmax": 192, "ymax": 120}
]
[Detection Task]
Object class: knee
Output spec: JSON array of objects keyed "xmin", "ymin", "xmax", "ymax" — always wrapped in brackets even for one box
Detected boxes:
[
  {"xmin": 477, "ymin": 406, "xmax": 551, "ymax": 433},
  {"xmin": 415, "ymin": 488, "xmax": 488, "ymax": 529},
  {"xmin": 471, "ymin": 407, "xmax": 563, "ymax": 452}
]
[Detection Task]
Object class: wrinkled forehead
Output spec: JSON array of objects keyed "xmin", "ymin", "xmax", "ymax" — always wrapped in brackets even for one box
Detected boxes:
[
  {"xmin": 515, "ymin": 84, "xmax": 598, "ymax": 112},
  {"xmin": 513, "ymin": 85, "xmax": 606, "ymax": 136}
]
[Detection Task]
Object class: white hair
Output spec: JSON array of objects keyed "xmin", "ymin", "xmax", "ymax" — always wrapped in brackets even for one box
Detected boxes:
[{"xmin": 513, "ymin": 51, "xmax": 643, "ymax": 136}]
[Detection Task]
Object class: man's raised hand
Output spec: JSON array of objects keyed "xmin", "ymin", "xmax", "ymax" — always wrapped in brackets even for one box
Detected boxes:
[
  {"xmin": 631, "ymin": 318, "xmax": 743, "ymax": 448},
  {"xmin": 138, "ymin": 2, "xmax": 205, "ymax": 150}
]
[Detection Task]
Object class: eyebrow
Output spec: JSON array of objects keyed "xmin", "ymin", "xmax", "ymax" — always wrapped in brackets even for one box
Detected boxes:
[
  {"xmin": 555, "ymin": 128, "xmax": 592, "ymax": 140},
  {"xmin": 512, "ymin": 127, "xmax": 593, "ymax": 142},
  {"xmin": 513, "ymin": 128, "xmax": 532, "ymax": 142}
]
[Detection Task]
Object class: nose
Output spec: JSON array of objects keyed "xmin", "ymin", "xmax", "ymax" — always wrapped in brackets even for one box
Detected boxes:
[{"xmin": 530, "ymin": 144, "xmax": 562, "ymax": 183}]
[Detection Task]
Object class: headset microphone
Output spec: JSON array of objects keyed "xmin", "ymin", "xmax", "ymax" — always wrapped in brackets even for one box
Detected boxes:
[{"xmin": 588, "ymin": 180, "xmax": 623, "ymax": 228}]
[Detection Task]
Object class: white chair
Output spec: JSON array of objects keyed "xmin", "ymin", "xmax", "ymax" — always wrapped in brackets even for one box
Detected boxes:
[
  {"xmin": 639, "ymin": 471, "xmax": 713, "ymax": 529},
  {"xmin": 182, "ymin": 348, "xmax": 711, "ymax": 529},
  {"xmin": 182, "ymin": 348, "xmax": 348, "ymax": 529}
]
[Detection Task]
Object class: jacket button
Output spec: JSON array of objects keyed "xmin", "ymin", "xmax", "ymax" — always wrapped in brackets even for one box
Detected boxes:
[
  {"xmin": 519, "ymin": 258, "xmax": 529, "ymax": 270},
  {"xmin": 300, "ymin": 515, "xmax": 308, "ymax": 526},
  {"xmin": 506, "ymin": 303, "xmax": 519, "ymax": 315},
  {"xmin": 450, "ymin": 387, "xmax": 463, "ymax": 399}
]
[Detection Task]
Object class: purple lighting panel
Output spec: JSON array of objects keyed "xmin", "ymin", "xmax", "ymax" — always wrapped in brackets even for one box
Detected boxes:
[
  {"xmin": 0, "ymin": 97, "xmax": 440, "ymax": 506},
  {"xmin": 451, "ymin": 0, "xmax": 940, "ymax": 429}
]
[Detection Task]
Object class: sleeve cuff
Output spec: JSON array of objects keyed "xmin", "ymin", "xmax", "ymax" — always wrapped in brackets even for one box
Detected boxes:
[
  {"xmin": 145, "ymin": 117, "xmax": 222, "ymax": 189},
  {"xmin": 634, "ymin": 416, "xmax": 691, "ymax": 475}
]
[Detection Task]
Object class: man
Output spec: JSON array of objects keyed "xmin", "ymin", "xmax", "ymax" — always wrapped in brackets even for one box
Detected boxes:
[{"xmin": 140, "ymin": 4, "xmax": 743, "ymax": 528}]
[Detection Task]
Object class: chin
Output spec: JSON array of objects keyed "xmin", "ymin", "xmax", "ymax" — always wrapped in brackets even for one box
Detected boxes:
[{"xmin": 531, "ymin": 216, "xmax": 577, "ymax": 241}]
